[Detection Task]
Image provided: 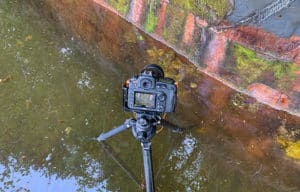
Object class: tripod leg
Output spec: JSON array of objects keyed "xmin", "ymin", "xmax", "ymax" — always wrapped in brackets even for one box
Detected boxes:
[
  {"xmin": 141, "ymin": 142, "xmax": 155, "ymax": 192},
  {"xmin": 97, "ymin": 119, "xmax": 134, "ymax": 141}
]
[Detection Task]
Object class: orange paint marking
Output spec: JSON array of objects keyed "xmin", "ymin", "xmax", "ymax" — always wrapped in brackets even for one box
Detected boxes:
[
  {"xmin": 155, "ymin": 0, "xmax": 168, "ymax": 36},
  {"xmin": 181, "ymin": 13, "xmax": 195, "ymax": 45},
  {"xmin": 128, "ymin": 0, "xmax": 146, "ymax": 25},
  {"xmin": 247, "ymin": 83, "xmax": 289, "ymax": 108},
  {"xmin": 196, "ymin": 17, "xmax": 208, "ymax": 28},
  {"xmin": 204, "ymin": 33, "xmax": 227, "ymax": 74}
]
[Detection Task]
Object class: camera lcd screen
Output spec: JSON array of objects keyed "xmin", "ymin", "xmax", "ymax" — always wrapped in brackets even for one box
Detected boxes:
[{"xmin": 134, "ymin": 92, "xmax": 156, "ymax": 109}]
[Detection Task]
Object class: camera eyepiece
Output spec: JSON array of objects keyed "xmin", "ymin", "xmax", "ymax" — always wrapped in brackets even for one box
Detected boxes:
[
  {"xmin": 141, "ymin": 64, "xmax": 164, "ymax": 79},
  {"xmin": 141, "ymin": 78, "xmax": 153, "ymax": 89}
]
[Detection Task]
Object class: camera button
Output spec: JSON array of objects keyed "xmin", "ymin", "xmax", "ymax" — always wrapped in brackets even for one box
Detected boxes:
[
  {"xmin": 158, "ymin": 105, "xmax": 164, "ymax": 111},
  {"xmin": 158, "ymin": 84, "xmax": 167, "ymax": 89},
  {"xmin": 158, "ymin": 94, "xmax": 166, "ymax": 101}
]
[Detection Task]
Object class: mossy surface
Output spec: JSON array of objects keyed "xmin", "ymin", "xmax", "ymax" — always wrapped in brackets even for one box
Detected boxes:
[
  {"xmin": 231, "ymin": 44, "xmax": 300, "ymax": 91},
  {"xmin": 162, "ymin": 6, "xmax": 186, "ymax": 45},
  {"xmin": 231, "ymin": 93, "xmax": 260, "ymax": 112},
  {"xmin": 144, "ymin": 1, "xmax": 158, "ymax": 33},
  {"xmin": 171, "ymin": 0, "xmax": 231, "ymax": 23},
  {"xmin": 105, "ymin": 0, "xmax": 130, "ymax": 15}
]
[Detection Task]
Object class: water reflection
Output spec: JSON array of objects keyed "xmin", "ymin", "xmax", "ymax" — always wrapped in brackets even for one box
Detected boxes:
[
  {"xmin": 0, "ymin": 0, "xmax": 130, "ymax": 191},
  {"xmin": 1, "ymin": 0, "xmax": 300, "ymax": 191},
  {"xmin": 0, "ymin": 157, "xmax": 108, "ymax": 192}
]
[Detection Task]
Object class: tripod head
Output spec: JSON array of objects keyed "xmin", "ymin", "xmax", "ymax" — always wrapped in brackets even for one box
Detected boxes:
[
  {"xmin": 132, "ymin": 113, "xmax": 160, "ymax": 143},
  {"xmin": 97, "ymin": 64, "xmax": 178, "ymax": 192}
]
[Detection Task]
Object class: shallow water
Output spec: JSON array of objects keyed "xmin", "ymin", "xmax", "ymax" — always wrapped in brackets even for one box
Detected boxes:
[{"xmin": 0, "ymin": 1, "xmax": 299, "ymax": 192}]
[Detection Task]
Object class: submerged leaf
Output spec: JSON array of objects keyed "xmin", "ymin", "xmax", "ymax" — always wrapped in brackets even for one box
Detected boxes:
[
  {"xmin": 25, "ymin": 35, "xmax": 33, "ymax": 41},
  {"xmin": 286, "ymin": 141, "xmax": 300, "ymax": 160},
  {"xmin": 65, "ymin": 127, "xmax": 72, "ymax": 135}
]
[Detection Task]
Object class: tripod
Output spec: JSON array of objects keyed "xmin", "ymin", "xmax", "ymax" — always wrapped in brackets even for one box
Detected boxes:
[{"xmin": 97, "ymin": 112, "xmax": 181, "ymax": 192}]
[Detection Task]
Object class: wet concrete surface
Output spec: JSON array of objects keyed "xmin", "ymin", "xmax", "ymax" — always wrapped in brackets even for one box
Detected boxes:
[{"xmin": 227, "ymin": 0, "xmax": 300, "ymax": 37}]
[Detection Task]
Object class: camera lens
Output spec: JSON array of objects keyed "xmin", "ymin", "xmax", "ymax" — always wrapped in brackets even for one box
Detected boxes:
[{"xmin": 141, "ymin": 79, "xmax": 152, "ymax": 89}]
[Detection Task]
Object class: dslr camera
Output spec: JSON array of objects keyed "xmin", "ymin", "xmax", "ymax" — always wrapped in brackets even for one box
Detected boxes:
[{"xmin": 123, "ymin": 64, "xmax": 177, "ymax": 114}]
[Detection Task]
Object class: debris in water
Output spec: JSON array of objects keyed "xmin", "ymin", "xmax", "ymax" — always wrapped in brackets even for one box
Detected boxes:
[
  {"xmin": 25, "ymin": 35, "xmax": 33, "ymax": 41},
  {"xmin": 196, "ymin": 127, "xmax": 207, "ymax": 134},
  {"xmin": 277, "ymin": 137, "xmax": 300, "ymax": 160},
  {"xmin": 276, "ymin": 119, "xmax": 300, "ymax": 160},
  {"xmin": 77, "ymin": 71, "xmax": 94, "ymax": 89},
  {"xmin": 64, "ymin": 127, "xmax": 72, "ymax": 135},
  {"xmin": 16, "ymin": 39, "xmax": 23, "ymax": 47},
  {"xmin": 25, "ymin": 99, "xmax": 32, "ymax": 109},
  {"xmin": 60, "ymin": 47, "xmax": 72, "ymax": 56},
  {"xmin": 190, "ymin": 82, "xmax": 197, "ymax": 89},
  {"xmin": 0, "ymin": 74, "xmax": 12, "ymax": 83}
]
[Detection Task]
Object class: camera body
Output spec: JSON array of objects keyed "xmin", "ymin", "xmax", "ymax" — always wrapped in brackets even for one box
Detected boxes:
[{"xmin": 123, "ymin": 65, "xmax": 177, "ymax": 114}]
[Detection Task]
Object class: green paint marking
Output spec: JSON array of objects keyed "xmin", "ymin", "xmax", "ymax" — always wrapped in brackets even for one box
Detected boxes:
[
  {"xmin": 145, "ymin": 11, "xmax": 157, "ymax": 33},
  {"xmin": 144, "ymin": 0, "xmax": 158, "ymax": 33}
]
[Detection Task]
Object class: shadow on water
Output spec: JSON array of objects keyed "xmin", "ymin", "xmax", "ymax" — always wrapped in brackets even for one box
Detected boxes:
[{"xmin": 0, "ymin": 0, "xmax": 300, "ymax": 191}]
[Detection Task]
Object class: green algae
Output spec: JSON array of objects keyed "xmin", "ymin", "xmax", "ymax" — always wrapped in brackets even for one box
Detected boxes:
[
  {"xmin": 231, "ymin": 93, "xmax": 260, "ymax": 113},
  {"xmin": 162, "ymin": 25, "xmax": 168, "ymax": 39},
  {"xmin": 200, "ymin": 0, "xmax": 230, "ymax": 17},
  {"xmin": 273, "ymin": 61, "xmax": 300, "ymax": 79},
  {"xmin": 171, "ymin": 0, "xmax": 231, "ymax": 23},
  {"xmin": 144, "ymin": 1, "xmax": 158, "ymax": 33},
  {"xmin": 162, "ymin": 7, "xmax": 186, "ymax": 45},
  {"xmin": 105, "ymin": 0, "xmax": 130, "ymax": 15},
  {"xmin": 231, "ymin": 93, "xmax": 246, "ymax": 108},
  {"xmin": 144, "ymin": 11, "xmax": 157, "ymax": 32},
  {"xmin": 233, "ymin": 44, "xmax": 270, "ymax": 86},
  {"xmin": 171, "ymin": 0, "xmax": 193, "ymax": 11},
  {"xmin": 232, "ymin": 44, "xmax": 300, "ymax": 91}
]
